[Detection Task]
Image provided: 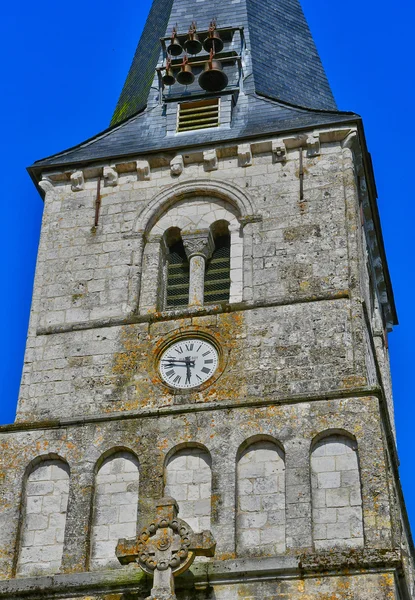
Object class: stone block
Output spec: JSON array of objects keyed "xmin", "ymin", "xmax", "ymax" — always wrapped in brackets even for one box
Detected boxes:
[
  {"xmin": 325, "ymin": 488, "xmax": 350, "ymax": 508},
  {"xmin": 317, "ymin": 471, "xmax": 341, "ymax": 489}
]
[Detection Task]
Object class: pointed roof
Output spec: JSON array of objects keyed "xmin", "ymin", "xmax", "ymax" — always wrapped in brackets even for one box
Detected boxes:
[
  {"xmin": 111, "ymin": 0, "xmax": 337, "ymax": 127},
  {"xmin": 32, "ymin": 0, "xmax": 358, "ymax": 170}
]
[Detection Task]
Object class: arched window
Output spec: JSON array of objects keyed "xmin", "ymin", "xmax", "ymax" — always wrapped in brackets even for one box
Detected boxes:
[
  {"xmin": 236, "ymin": 440, "xmax": 286, "ymax": 557},
  {"xmin": 310, "ymin": 434, "xmax": 364, "ymax": 550},
  {"xmin": 165, "ymin": 229, "xmax": 190, "ymax": 309},
  {"xmin": 17, "ymin": 459, "xmax": 70, "ymax": 577},
  {"xmin": 90, "ymin": 451, "xmax": 139, "ymax": 570},
  {"xmin": 204, "ymin": 222, "xmax": 231, "ymax": 305},
  {"xmin": 164, "ymin": 446, "xmax": 212, "ymax": 532},
  {"xmin": 139, "ymin": 197, "xmax": 243, "ymax": 312}
]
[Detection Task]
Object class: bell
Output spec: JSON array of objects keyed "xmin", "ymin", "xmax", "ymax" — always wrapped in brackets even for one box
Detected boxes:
[
  {"xmin": 167, "ymin": 28, "xmax": 183, "ymax": 56},
  {"xmin": 203, "ymin": 22, "xmax": 224, "ymax": 53},
  {"xmin": 162, "ymin": 60, "xmax": 176, "ymax": 86},
  {"xmin": 184, "ymin": 22, "xmax": 203, "ymax": 55},
  {"xmin": 176, "ymin": 56, "xmax": 195, "ymax": 86},
  {"xmin": 199, "ymin": 52, "xmax": 228, "ymax": 92}
]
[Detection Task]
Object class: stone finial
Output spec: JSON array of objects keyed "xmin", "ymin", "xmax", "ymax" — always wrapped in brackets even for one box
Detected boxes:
[
  {"xmin": 272, "ymin": 140, "xmax": 287, "ymax": 162},
  {"xmin": 182, "ymin": 229, "xmax": 215, "ymax": 261},
  {"xmin": 103, "ymin": 166, "xmax": 118, "ymax": 186},
  {"xmin": 203, "ymin": 149, "xmax": 218, "ymax": 172},
  {"xmin": 136, "ymin": 160, "xmax": 151, "ymax": 181},
  {"xmin": 170, "ymin": 155, "xmax": 184, "ymax": 176},
  {"xmin": 306, "ymin": 133, "xmax": 320, "ymax": 157},
  {"xmin": 238, "ymin": 144, "xmax": 252, "ymax": 167},
  {"xmin": 71, "ymin": 170, "xmax": 85, "ymax": 192},
  {"xmin": 116, "ymin": 497, "xmax": 216, "ymax": 600}
]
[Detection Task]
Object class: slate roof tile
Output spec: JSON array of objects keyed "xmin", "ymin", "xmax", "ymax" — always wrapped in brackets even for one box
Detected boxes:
[{"xmin": 32, "ymin": 0, "xmax": 353, "ymax": 170}]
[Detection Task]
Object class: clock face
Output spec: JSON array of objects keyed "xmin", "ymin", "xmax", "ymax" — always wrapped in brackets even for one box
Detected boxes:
[{"xmin": 159, "ymin": 339, "xmax": 219, "ymax": 389}]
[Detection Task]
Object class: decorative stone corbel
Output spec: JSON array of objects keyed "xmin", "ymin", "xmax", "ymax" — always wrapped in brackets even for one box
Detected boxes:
[
  {"xmin": 136, "ymin": 160, "xmax": 151, "ymax": 181},
  {"xmin": 342, "ymin": 130, "xmax": 359, "ymax": 151},
  {"xmin": 103, "ymin": 165, "xmax": 118, "ymax": 187},
  {"xmin": 272, "ymin": 140, "xmax": 287, "ymax": 163},
  {"xmin": 71, "ymin": 170, "xmax": 85, "ymax": 192},
  {"xmin": 238, "ymin": 144, "xmax": 252, "ymax": 167},
  {"xmin": 306, "ymin": 133, "xmax": 320, "ymax": 157},
  {"xmin": 203, "ymin": 149, "xmax": 218, "ymax": 172},
  {"xmin": 170, "ymin": 155, "xmax": 184, "ymax": 176},
  {"xmin": 39, "ymin": 177, "xmax": 55, "ymax": 198}
]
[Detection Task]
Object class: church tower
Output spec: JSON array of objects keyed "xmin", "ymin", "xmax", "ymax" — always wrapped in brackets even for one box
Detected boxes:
[{"xmin": 1, "ymin": 0, "xmax": 414, "ymax": 598}]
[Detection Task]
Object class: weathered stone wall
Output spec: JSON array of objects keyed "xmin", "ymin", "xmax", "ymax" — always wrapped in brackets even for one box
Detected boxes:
[
  {"xmin": 3, "ymin": 127, "xmax": 409, "ymax": 598},
  {"xmin": 90, "ymin": 452, "xmax": 139, "ymax": 571},
  {"xmin": 17, "ymin": 132, "xmax": 383, "ymax": 423},
  {"xmin": 0, "ymin": 397, "xmax": 393, "ymax": 581},
  {"xmin": 16, "ymin": 460, "xmax": 69, "ymax": 577},
  {"xmin": 310, "ymin": 434, "xmax": 364, "ymax": 550},
  {"xmin": 17, "ymin": 301, "xmax": 366, "ymax": 422},
  {"xmin": 164, "ymin": 447, "xmax": 212, "ymax": 533},
  {"xmin": 236, "ymin": 440, "xmax": 286, "ymax": 556}
]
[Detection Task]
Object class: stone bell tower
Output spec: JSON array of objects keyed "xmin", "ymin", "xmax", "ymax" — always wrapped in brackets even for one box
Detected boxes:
[{"xmin": 1, "ymin": 0, "xmax": 414, "ymax": 598}]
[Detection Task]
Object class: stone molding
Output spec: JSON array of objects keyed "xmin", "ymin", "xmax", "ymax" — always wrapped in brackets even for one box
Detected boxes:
[
  {"xmin": 39, "ymin": 128, "xmax": 356, "ymax": 192},
  {"xmin": 0, "ymin": 552, "xmax": 402, "ymax": 598},
  {"xmin": 133, "ymin": 179, "xmax": 258, "ymax": 235}
]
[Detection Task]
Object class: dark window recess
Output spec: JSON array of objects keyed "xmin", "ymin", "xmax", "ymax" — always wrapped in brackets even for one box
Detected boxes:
[
  {"xmin": 166, "ymin": 240, "xmax": 190, "ymax": 308},
  {"xmin": 204, "ymin": 235, "xmax": 231, "ymax": 304},
  {"xmin": 177, "ymin": 98, "xmax": 219, "ymax": 132}
]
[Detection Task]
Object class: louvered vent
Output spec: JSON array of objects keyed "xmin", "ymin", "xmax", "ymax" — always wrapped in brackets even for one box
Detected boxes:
[
  {"xmin": 204, "ymin": 235, "xmax": 231, "ymax": 304},
  {"xmin": 177, "ymin": 98, "xmax": 220, "ymax": 132},
  {"xmin": 166, "ymin": 240, "xmax": 190, "ymax": 308}
]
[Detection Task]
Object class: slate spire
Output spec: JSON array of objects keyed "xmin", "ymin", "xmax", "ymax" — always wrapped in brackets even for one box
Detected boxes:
[
  {"xmin": 112, "ymin": 0, "xmax": 337, "ymax": 126},
  {"xmin": 32, "ymin": 0, "xmax": 358, "ymax": 170}
]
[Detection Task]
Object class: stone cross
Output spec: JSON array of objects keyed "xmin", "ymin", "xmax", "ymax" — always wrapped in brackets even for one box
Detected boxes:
[{"xmin": 116, "ymin": 497, "xmax": 216, "ymax": 600}]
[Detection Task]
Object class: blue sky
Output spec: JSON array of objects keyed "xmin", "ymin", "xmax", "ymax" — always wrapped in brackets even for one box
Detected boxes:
[{"xmin": 1, "ymin": 0, "xmax": 414, "ymax": 532}]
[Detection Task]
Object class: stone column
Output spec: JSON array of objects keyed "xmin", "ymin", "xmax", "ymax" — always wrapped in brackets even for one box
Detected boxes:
[
  {"xmin": 229, "ymin": 222, "xmax": 243, "ymax": 303},
  {"xmin": 61, "ymin": 465, "xmax": 94, "ymax": 573},
  {"xmin": 182, "ymin": 230, "xmax": 214, "ymax": 307},
  {"xmin": 139, "ymin": 235, "xmax": 165, "ymax": 313}
]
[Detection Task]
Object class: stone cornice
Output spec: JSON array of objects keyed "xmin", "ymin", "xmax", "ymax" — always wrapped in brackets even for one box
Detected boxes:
[{"xmin": 0, "ymin": 551, "xmax": 402, "ymax": 599}]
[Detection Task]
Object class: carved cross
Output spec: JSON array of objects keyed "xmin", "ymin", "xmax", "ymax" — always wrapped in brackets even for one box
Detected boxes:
[{"xmin": 116, "ymin": 497, "xmax": 216, "ymax": 600}]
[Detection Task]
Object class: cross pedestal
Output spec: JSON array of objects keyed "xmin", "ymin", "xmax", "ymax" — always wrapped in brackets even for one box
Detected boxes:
[{"xmin": 116, "ymin": 497, "xmax": 216, "ymax": 600}]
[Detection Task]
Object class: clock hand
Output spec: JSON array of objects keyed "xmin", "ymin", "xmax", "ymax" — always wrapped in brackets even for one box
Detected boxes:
[{"xmin": 162, "ymin": 358, "xmax": 194, "ymax": 363}]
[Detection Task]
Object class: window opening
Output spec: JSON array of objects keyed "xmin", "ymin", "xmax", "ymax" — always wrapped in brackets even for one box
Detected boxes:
[
  {"xmin": 166, "ymin": 239, "xmax": 190, "ymax": 308},
  {"xmin": 177, "ymin": 98, "xmax": 220, "ymax": 132},
  {"xmin": 204, "ymin": 234, "xmax": 230, "ymax": 303}
]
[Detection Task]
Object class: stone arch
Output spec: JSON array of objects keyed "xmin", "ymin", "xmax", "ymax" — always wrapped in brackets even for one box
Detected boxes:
[
  {"xmin": 16, "ymin": 455, "xmax": 70, "ymax": 577},
  {"xmin": 236, "ymin": 437, "xmax": 286, "ymax": 557},
  {"xmin": 310, "ymin": 430, "xmax": 364, "ymax": 550},
  {"xmin": 90, "ymin": 449, "xmax": 140, "ymax": 571},
  {"xmin": 134, "ymin": 179, "xmax": 256, "ymax": 235},
  {"xmin": 164, "ymin": 444, "xmax": 212, "ymax": 532}
]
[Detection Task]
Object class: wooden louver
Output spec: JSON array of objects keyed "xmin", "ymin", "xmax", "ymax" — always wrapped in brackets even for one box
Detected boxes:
[{"xmin": 177, "ymin": 98, "xmax": 220, "ymax": 132}]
